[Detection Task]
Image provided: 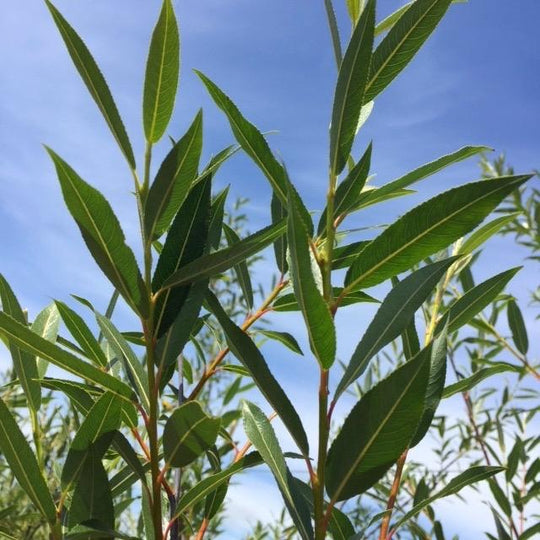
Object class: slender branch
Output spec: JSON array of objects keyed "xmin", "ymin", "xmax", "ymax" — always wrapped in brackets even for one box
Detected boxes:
[{"xmin": 379, "ymin": 450, "xmax": 408, "ymax": 540}]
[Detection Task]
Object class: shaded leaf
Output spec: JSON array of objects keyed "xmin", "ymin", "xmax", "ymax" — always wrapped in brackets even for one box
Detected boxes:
[
  {"xmin": 223, "ymin": 224, "xmax": 254, "ymax": 309},
  {"xmin": 46, "ymin": 149, "xmax": 148, "ymax": 316},
  {"xmin": 159, "ymin": 220, "xmax": 286, "ymax": 291},
  {"xmin": 507, "ymin": 299, "xmax": 528, "ymax": 355},
  {"xmin": 163, "ymin": 401, "xmax": 220, "ymax": 468},
  {"xmin": 271, "ymin": 192, "xmax": 288, "ymax": 274},
  {"xmin": 45, "ymin": 1, "xmax": 135, "ymax": 168},
  {"xmin": 332, "ymin": 240, "xmax": 370, "ymax": 269},
  {"xmin": 144, "ymin": 111, "xmax": 203, "ymax": 240},
  {"xmin": 206, "ymin": 292, "xmax": 309, "ymax": 455},
  {"xmin": 273, "ymin": 287, "xmax": 377, "ymax": 312},
  {"xmin": 152, "ymin": 174, "xmax": 211, "ymax": 337},
  {"xmin": 143, "ymin": 0, "xmax": 180, "ymax": 142}
]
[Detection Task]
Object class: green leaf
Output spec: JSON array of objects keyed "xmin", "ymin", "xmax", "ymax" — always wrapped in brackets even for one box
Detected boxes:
[
  {"xmin": 207, "ymin": 186, "xmax": 229, "ymax": 250},
  {"xmin": 163, "ymin": 401, "xmax": 220, "ymax": 468},
  {"xmin": 152, "ymin": 175, "xmax": 211, "ymax": 336},
  {"xmin": 507, "ymin": 299, "xmax": 528, "ymax": 355},
  {"xmin": 65, "ymin": 523, "xmax": 137, "ymax": 540},
  {"xmin": 391, "ymin": 466, "xmax": 505, "ymax": 531},
  {"xmin": 273, "ymin": 287, "xmax": 377, "ymax": 312},
  {"xmin": 0, "ymin": 395, "xmax": 57, "ymax": 524},
  {"xmin": 45, "ymin": 1, "xmax": 135, "ymax": 169},
  {"xmin": 62, "ymin": 392, "xmax": 122, "ymax": 489},
  {"xmin": 223, "ymin": 224, "xmax": 254, "ymax": 309},
  {"xmin": 55, "ymin": 301, "xmax": 107, "ymax": 367},
  {"xmin": 67, "ymin": 442, "xmax": 115, "ymax": 530},
  {"xmin": 324, "ymin": 0, "xmax": 343, "ymax": 67},
  {"xmin": 410, "ymin": 327, "xmax": 447, "ymax": 447},
  {"xmin": 364, "ymin": 0, "xmax": 454, "ymax": 102},
  {"xmin": 345, "ymin": 176, "xmax": 531, "ymax": 291},
  {"xmin": 336, "ymin": 258, "xmax": 457, "ymax": 399},
  {"xmin": 112, "ymin": 431, "xmax": 147, "ymax": 488},
  {"xmin": 442, "ymin": 362, "xmax": 522, "ymax": 398},
  {"xmin": 156, "ymin": 280, "xmax": 209, "ymax": 377},
  {"xmin": 258, "ymin": 329, "xmax": 303, "ymax": 355},
  {"xmin": 329, "ymin": 0, "xmax": 374, "ymax": 175},
  {"xmin": 0, "ymin": 312, "xmax": 134, "ymax": 400},
  {"xmin": 332, "ymin": 240, "xmax": 370, "ymax": 269},
  {"xmin": 143, "ymin": 0, "xmax": 180, "ymax": 142},
  {"xmin": 354, "ymin": 145, "xmax": 491, "ymax": 210},
  {"xmin": 159, "ymin": 220, "xmax": 286, "ymax": 291},
  {"xmin": 242, "ymin": 401, "xmax": 313, "ymax": 540},
  {"xmin": 458, "ymin": 213, "xmax": 519, "ymax": 255},
  {"xmin": 206, "ymin": 292, "xmax": 309, "ymax": 455},
  {"xmin": 319, "ymin": 143, "xmax": 372, "ymax": 234},
  {"xmin": 437, "ymin": 267, "xmax": 521, "ymax": 333},
  {"xmin": 144, "ymin": 111, "xmax": 203, "ymax": 240},
  {"xmin": 374, "ymin": 2, "xmax": 414, "ymax": 37},
  {"xmin": 520, "ymin": 523, "xmax": 540, "ymax": 540},
  {"xmin": 95, "ymin": 313, "xmax": 150, "ymax": 412},
  {"xmin": 326, "ymin": 344, "xmax": 432, "ymax": 501},
  {"xmin": 195, "ymin": 70, "xmax": 313, "ymax": 233},
  {"xmin": 31, "ymin": 303, "xmax": 60, "ymax": 379},
  {"xmin": 271, "ymin": 192, "xmax": 288, "ymax": 274},
  {"xmin": 287, "ymin": 185, "xmax": 336, "ymax": 369},
  {"xmin": 0, "ymin": 274, "xmax": 41, "ymax": 412},
  {"xmin": 171, "ymin": 452, "xmax": 263, "ymax": 520},
  {"xmin": 46, "ymin": 149, "xmax": 148, "ymax": 317}
]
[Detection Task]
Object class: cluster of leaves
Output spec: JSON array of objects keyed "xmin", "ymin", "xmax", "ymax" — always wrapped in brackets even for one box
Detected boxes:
[{"xmin": 0, "ymin": 1, "xmax": 536, "ymax": 540}]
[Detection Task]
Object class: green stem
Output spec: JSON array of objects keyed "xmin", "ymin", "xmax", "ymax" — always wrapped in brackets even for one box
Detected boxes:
[
  {"xmin": 30, "ymin": 408, "xmax": 43, "ymax": 469},
  {"xmin": 49, "ymin": 520, "xmax": 63, "ymax": 540},
  {"xmin": 323, "ymin": 174, "xmax": 338, "ymax": 303}
]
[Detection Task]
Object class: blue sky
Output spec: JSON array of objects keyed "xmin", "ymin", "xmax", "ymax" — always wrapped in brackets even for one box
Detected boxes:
[{"xmin": 1, "ymin": 1, "xmax": 539, "ymax": 538}]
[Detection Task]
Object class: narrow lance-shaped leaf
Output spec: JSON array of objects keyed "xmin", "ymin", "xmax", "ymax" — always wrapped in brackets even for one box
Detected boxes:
[
  {"xmin": 355, "ymin": 145, "xmax": 491, "ymax": 210},
  {"xmin": 95, "ymin": 313, "xmax": 150, "ymax": 412},
  {"xmin": 31, "ymin": 303, "xmax": 60, "ymax": 378},
  {"xmin": 374, "ymin": 1, "xmax": 413, "ymax": 37},
  {"xmin": 242, "ymin": 402, "xmax": 314, "ymax": 540},
  {"xmin": 144, "ymin": 111, "xmax": 203, "ymax": 240},
  {"xmin": 55, "ymin": 301, "xmax": 107, "ymax": 367},
  {"xmin": 345, "ymin": 176, "xmax": 531, "ymax": 291},
  {"xmin": 159, "ymin": 220, "xmax": 286, "ymax": 291},
  {"xmin": 45, "ymin": 1, "xmax": 135, "ymax": 168},
  {"xmin": 319, "ymin": 143, "xmax": 372, "ymax": 235},
  {"xmin": 163, "ymin": 401, "xmax": 220, "ymax": 468},
  {"xmin": 436, "ymin": 267, "xmax": 521, "ymax": 334},
  {"xmin": 391, "ymin": 466, "xmax": 506, "ymax": 532},
  {"xmin": 171, "ymin": 452, "xmax": 263, "ymax": 520},
  {"xmin": 0, "ymin": 312, "xmax": 134, "ymax": 399},
  {"xmin": 287, "ymin": 184, "xmax": 336, "ymax": 369},
  {"xmin": 273, "ymin": 287, "xmax": 377, "ymax": 312},
  {"xmin": 332, "ymin": 240, "xmax": 370, "ymax": 269},
  {"xmin": 329, "ymin": 0, "xmax": 374, "ymax": 175},
  {"xmin": 46, "ymin": 149, "xmax": 148, "ymax": 317},
  {"xmin": 143, "ymin": 0, "xmax": 180, "ymax": 142},
  {"xmin": 0, "ymin": 395, "xmax": 57, "ymax": 525},
  {"xmin": 195, "ymin": 70, "xmax": 313, "ymax": 234},
  {"xmin": 364, "ymin": 0, "xmax": 454, "ymax": 103},
  {"xmin": 0, "ymin": 274, "xmax": 41, "ymax": 412},
  {"xmin": 324, "ymin": 0, "xmax": 343, "ymax": 68},
  {"xmin": 458, "ymin": 213, "xmax": 519, "ymax": 255},
  {"xmin": 336, "ymin": 257, "xmax": 457, "ymax": 399},
  {"xmin": 206, "ymin": 292, "xmax": 309, "ymax": 455},
  {"xmin": 258, "ymin": 329, "xmax": 303, "ymax": 356},
  {"xmin": 410, "ymin": 326, "xmax": 448, "ymax": 447},
  {"xmin": 507, "ymin": 298, "xmax": 529, "ymax": 355},
  {"xmin": 152, "ymin": 174, "xmax": 211, "ymax": 337},
  {"xmin": 271, "ymin": 192, "xmax": 288, "ymax": 274},
  {"xmin": 223, "ymin": 224, "xmax": 254, "ymax": 309},
  {"xmin": 326, "ymin": 343, "xmax": 432, "ymax": 501},
  {"xmin": 442, "ymin": 363, "xmax": 522, "ymax": 399}
]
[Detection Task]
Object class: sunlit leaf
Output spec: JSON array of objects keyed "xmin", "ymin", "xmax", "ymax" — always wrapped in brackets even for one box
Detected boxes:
[
  {"xmin": 258, "ymin": 329, "xmax": 303, "ymax": 355},
  {"xmin": 143, "ymin": 0, "xmax": 180, "ymax": 142},
  {"xmin": 507, "ymin": 298, "xmax": 528, "ymax": 355},
  {"xmin": 45, "ymin": 1, "xmax": 135, "ymax": 168},
  {"xmin": 223, "ymin": 224, "xmax": 254, "ymax": 309},
  {"xmin": 31, "ymin": 303, "xmax": 60, "ymax": 378}
]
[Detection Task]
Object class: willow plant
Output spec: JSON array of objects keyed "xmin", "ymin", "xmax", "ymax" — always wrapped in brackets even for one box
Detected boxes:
[{"xmin": 0, "ymin": 0, "xmax": 534, "ymax": 539}]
